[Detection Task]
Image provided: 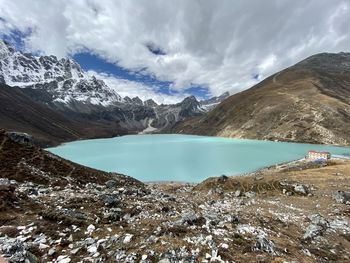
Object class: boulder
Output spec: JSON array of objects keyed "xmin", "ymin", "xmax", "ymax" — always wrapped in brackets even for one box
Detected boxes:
[
  {"xmin": 303, "ymin": 213, "xmax": 329, "ymax": 240},
  {"xmin": 179, "ymin": 211, "xmax": 205, "ymax": 226},
  {"xmin": 105, "ymin": 180, "xmax": 118, "ymax": 188},
  {"xmin": 244, "ymin": 191, "xmax": 256, "ymax": 198},
  {"xmin": 253, "ymin": 237, "xmax": 275, "ymax": 254},
  {"xmin": 333, "ymin": 191, "xmax": 350, "ymax": 204},
  {"xmin": 98, "ymin": 194, "xmax": 121, "ymax": 206},
  {"xmin": 5, "ymin": 131, "xmax": 33, "ymax": 145},
  {"xmin": 294, "ymin": 184, "xmax": 309, "ymax": 195}
]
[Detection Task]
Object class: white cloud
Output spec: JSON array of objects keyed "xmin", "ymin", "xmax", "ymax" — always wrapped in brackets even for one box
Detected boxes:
[
  {"xmin": 87, "ymin": 71, "xmax": 187, "ymax": 104},
  {"xmin": 1, "ymin": 0, "xmax": 350, "ymax": 97}
]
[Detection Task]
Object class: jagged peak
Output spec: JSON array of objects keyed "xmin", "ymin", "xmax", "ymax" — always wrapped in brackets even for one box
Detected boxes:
[
  {"xmin": 144, "ymin": 98, "xmax": 158, "ymax": 107},
  {"xmin": 0, "ymin": 40, "xmax": 15, "ymax": 56}
]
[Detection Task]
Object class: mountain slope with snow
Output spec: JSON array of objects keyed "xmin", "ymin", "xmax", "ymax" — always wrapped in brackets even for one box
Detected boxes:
[
  {"xmin": 0, "ymin": 41, "xmax": 122, "ymax": 106},
  {"xmin": 0, "ymin": 40, "xmax": 229, "ymax": 139}
]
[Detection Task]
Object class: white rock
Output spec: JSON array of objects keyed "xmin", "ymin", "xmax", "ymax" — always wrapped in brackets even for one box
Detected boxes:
[
  {"xmin": 123, "ymin": 234, "xmax": 133, "ymax": 243},
  {"xmin": 56, "ymin": 255, "xmax": 71, "ymax": 263},
  {"xmin": 39, "ymin": 243, "xmax": 49, "ymax": 249},
  {"xmin": 205, "ymin": 235, "xmax": 212, "ymax": 241},
  {"xmin": 70, "ymin": 247, "xmax": 80, "ymax": 255},
  {"xmin": 48, "ymin": 247, "xmax": 56, "ymax": 256},
  {"xmin": 87, "ymin": 224, "xmax": 95, "ymax": 234},
  {"xmin": 87, "ymin": 245, "xmax": 98, "ymax": 254},
  {"xmin": 221, "ymin": 243, "xmax": 229, "ymax": 249},
  {"xmin": 142, "ymin": 254, "xmax": 148, "ymax": 260}
]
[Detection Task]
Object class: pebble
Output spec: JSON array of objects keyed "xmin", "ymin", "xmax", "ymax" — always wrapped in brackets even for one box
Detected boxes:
[
  {"xmin": 123, "ymin": 234, "xmax": 133, "ymax": 244},
  {"xmin": 87, "ymin": 224, "xmax": 95, "ymax": 234},
  {"xmin": 56, "ymin": 255, "xmax": 71, "ymax": 263}
]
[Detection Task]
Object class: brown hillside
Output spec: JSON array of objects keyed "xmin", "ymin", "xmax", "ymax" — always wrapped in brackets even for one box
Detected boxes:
[
  {"xmin": 173, "ymin": 53, "xmax": 350, "ymax": 145},
  {"xmin": 0, "ymin": 83, "xmax": 126, "ymax": 147}
]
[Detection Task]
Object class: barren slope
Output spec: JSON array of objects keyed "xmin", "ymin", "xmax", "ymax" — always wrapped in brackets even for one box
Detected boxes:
[
  {"xmin": 0, "ymin": 83, "xmax": 126, "ymax": 146},
  {"xmin": 174, "ymin": 53, "xmax": 350, "ymax": 145}
]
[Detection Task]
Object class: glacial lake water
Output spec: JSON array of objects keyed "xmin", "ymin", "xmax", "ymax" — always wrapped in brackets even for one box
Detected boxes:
[{"xmin": 47, "ymin": 134, "xmax": 350, "ymax": 183}]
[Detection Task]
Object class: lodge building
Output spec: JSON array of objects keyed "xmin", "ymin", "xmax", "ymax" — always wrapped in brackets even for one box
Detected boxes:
[{"xmin": 307, "ymin": 150, "xmax": 331, "ymax": 160}]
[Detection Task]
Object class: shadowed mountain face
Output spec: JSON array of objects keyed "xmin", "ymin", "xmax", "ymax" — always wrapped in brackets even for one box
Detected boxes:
[
  {"xmin": 0, "ymin": 83, "xmax": 127, "ymax": 146},
  {"xmin": 173, "ymin": 53, "xmax": 350, "ymax": 145}
]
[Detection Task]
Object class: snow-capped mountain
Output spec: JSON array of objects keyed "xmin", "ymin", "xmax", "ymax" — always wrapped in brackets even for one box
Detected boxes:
[
  {"xmin": 0, "ymin": 40, "xmax": 229, "ymax": 136},
  {"xmin": 0, "ymin": 40, "xmax": 122, "ymax": 106}
]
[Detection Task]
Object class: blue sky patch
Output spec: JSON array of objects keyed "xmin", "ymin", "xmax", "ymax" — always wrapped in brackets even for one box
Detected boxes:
[
  {"xmin": 2, "ymin": 30, "xmax": 210, "ymax": 100},
  {"xmin": 73, "ymin": 52, "xmax": 209, "ymax": 99}
]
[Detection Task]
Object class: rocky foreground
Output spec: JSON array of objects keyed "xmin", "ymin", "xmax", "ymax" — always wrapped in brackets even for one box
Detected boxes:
[{"xmin": 0, "ymin": 131, "xmax": 350, "ymax": 262}]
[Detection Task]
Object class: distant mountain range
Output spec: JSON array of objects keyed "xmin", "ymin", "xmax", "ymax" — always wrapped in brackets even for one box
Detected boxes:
[
  {"xmin": 174, "ymin": 52, "xmax": 350, "ymax": 145},
  {"xmin": 3, "ymin": 39, "xmax": 349, "ymax": 146},
  {"xmin": 0, "ymin": 40, "xmax": 229, "ymax": 145}
]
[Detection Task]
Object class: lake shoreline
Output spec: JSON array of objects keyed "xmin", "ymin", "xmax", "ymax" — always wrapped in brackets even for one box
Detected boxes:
[
  {"xmin": 47, "ymin": 134, "xmax": 350, "ymax": 183},
  {"xmin": 47, "ymin": 132, "xmax": 350, "ymax": 148}
]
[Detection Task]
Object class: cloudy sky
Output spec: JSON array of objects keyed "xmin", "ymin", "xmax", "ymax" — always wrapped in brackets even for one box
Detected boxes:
[{"xmin": 0, "ymin": 0, "xmax": 349, "ymax": 103}]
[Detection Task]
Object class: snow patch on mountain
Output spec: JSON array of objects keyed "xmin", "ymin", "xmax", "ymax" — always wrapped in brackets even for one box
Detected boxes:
[{"xmin": 0, "ymin": 40, "xmax": 122, "ymax": 106}]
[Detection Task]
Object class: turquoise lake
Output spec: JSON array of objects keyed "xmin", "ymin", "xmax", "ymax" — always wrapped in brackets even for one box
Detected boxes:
[{"xmin": 47, "ymin": 134, "xmax": 350, "ymax": 183}]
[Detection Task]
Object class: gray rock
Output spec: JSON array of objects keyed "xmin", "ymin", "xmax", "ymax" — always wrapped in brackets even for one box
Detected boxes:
[
  {"xmin": 180, "ymin": 211, "xmax": 199, "ymax": 225},
  {"xmin": 105, "ymin": 180, "xmax": 118, "ymax": 188},
  {"xmin": 303, "ymin": 213, "xmax": 329, "ymax": 240},
  {"xmin": 208, "ymin": 187, "xmax": 224, "ymax": 195},
  {"xmin": 98, "ymin": 194, "xmax": 120, "ymax": 206},
  {"xmin": 234, "ymin": 190, "xmax": 241, "ymax": 197},
  {"xmin": 303, "ymin": 224, "xmax": 324, "ymax": 240},
  {"xmin": 294, "ymin": 184, "xmax": 309, "ymax": 195},
  {"xmin": 103, "ymin": 208, "xmax": 123, "ymax": 221},
  {"xmin": 309, "ymin": 213, "xmax": 329, "ymax": 228},
  {"xmin": 25, "ymin": 251, "xmax": 38, "ymax": 263},
  {"xmin": 5, "ymin": 131, "xmax": 33, "ymax": 145},
  {"xmin": 333, "ymin": 191, "xmax": 350, "ymax": 204},
  {"xmin": 244, "ymin": 191, "xmax": 256, "ymax": 198},
  {"xmin": 253, "ymin": 237, "xmax": 275, "ymax": 254},
  {"xmin": 62, "ymin": 209, "xmax": 87, "ymax": 220}
]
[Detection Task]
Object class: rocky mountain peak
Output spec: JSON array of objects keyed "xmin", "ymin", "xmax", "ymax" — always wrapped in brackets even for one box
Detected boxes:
[
  {"xmin": 144, "ymin": 98, "xmax": 158, "ymax": 107},
  {"xmin": 0, "ymin": 40, "xmax": 122, "ymax": 105},
  {"xmin": 0, "ymin": 40, "xmax": 15, "ymax": 57},
  {"xmin": 178, "ymin": 96, "xmax": 201, "ymax": 118},
  {"xmin": 131, "ymin": 96, "xmax": 143, "ymax": 105}
]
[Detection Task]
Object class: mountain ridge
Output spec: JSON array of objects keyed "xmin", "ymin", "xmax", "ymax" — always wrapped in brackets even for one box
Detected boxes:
[
  {"xmin": 0, "ymin": 40, "xmax": 229, "ymax": 143},
  {"xmin": 173, "ymin": 52, "xmax": 350, "ymax": 145}
]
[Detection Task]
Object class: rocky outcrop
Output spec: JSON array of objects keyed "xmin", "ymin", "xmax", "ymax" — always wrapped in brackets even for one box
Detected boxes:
[{"xmin": 5, "ymin": 131, "xmax": 33, "ymax": 145}]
